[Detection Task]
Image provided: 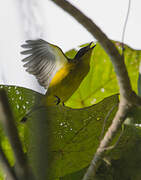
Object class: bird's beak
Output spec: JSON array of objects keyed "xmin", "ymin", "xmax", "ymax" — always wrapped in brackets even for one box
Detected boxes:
[{"xmin": 88, "ymin": 42, "xmax": 96, "ymax": 49}]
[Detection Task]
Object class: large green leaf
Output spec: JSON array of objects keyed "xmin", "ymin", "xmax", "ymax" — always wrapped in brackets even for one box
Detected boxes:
[
  {"xmin": 60, "ymin": 125, "xmax": 141, "ymax": 180},
  {"xmin": 0, "ymin": 85, "xmax": 42, "ymax": 179},
  {"xmin": 60, "ymin": 167, "xmax": 87, "ymax": 180},
  {"xmin": 66, "ymin": 42, "xmax": 141, "ymax": 108},
  {"xmin": 94, "ymin": 125, "xmax": 141, "ymax": 180},
  {"xmin": 0, "ymin": 85, "xmax": 42, "ymax": 122},
  {"xmin": 27, "ymin": 94, "xmax": 118, "ymax": 179},
  {"xmin": 0, "ymin": 85, "xmax": 118, "ymax": 179}
]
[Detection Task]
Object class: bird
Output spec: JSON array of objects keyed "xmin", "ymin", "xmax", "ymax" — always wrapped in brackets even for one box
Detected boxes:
[{"xmin": 21, "ymin": 39, "xmax": 96, "ymax": 107}]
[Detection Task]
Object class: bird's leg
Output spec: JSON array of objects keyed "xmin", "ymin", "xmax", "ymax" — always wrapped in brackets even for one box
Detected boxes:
[{"xmin": 54, "ymin": 95, "xmax": 61, "ymax": 105}]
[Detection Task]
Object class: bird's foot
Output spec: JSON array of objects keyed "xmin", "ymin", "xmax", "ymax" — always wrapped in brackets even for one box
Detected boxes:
[{"xmin": 54, "ymin": 95, "xmax": 61, "ymax": 105}]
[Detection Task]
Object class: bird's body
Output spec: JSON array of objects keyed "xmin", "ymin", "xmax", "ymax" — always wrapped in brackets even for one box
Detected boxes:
[
  {"xmin": 21, "ymin": 39, "xmax": 95, "ymax": 106},
  {"xmin": 45, "ymin": 52, "xmax": 91, "ymax": 105}
]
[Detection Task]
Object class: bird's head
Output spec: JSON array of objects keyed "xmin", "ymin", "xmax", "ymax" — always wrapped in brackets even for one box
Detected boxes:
[
  {"xmin": 73, "ymin": 42, "xmax": 96, "ymax": 62},
  {"xmin": 47, "ymin": 41, "xmax": 96, "ymax": 65}
]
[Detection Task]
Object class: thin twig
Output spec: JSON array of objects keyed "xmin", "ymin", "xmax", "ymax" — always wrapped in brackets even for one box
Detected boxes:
[
  {"xmin": 103, "ymin": 125, "xmax": 125, "ymax": 151},
  {"xmin": 0, "ymin": 145, "xmax": 18, "ymax": 180},
  {"xmin": 0, "ymin": 89, "xmax": 34, "ymax": 180},
  {"xmin": 100, "ymin": 103, "xmax": 118, "ymax": 140},
  {"xmin": 122, "ymin": 0, "xmax": 131, "ymax": 56}
]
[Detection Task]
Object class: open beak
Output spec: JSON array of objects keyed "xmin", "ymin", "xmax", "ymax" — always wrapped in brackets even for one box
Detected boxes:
[{"xmin": 88, "ymin": 42, "xmax": 96, "ymax": 50}]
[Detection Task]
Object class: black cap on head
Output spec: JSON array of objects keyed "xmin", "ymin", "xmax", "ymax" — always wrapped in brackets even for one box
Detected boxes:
[{"xmin": 74, "ymin": 42, "xmax": 96, "ymax": 60}]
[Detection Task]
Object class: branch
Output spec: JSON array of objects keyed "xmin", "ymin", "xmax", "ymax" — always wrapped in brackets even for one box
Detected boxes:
[
  {"xmin": 50, "ymin": 1, "xmax": 141, "ymax": 179},
  {"xmin": 28, "ymin": 106, "xmax": 51, "ymax": 179},
  {"xmin": 0, "ymin": 145, "xmax": 18, "ymax": 180},
  {"xmin": 51, "ymin": 0, "xmax": 134, "ymax": 101},
  {"xmin": 122, "ymin": 0, "xmax": 131, "ymax": 56},
  {"xmin": 0, "ymin": 89, "xmax": 34, "ymax": 180},
  {"xmin": 82, "ymin": 101, "xmax": 130, "ymax": 180}
]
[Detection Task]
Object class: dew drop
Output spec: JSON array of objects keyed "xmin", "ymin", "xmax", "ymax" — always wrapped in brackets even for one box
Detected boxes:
[
  {"xmin": 91, "ymin": 98, "xmax": 96, "ymax": 104},
  {"xmin": 16, "ymin": 104, "xmax": 19, "ymax": 109},
  {"xmin": 101, "ymin": 88, "xmax": 105, "ymax": 92}
]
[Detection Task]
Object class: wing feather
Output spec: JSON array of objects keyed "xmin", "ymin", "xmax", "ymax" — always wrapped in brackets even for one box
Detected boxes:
[{"xmin": 21, "ymin": 39, "xmax": 67, "ymax": 89}]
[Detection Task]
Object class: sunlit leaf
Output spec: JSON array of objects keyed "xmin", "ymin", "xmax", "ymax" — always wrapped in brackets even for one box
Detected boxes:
[{"xmin": 66, "ymin": 42, "xmax": 141, "ymax": 108}]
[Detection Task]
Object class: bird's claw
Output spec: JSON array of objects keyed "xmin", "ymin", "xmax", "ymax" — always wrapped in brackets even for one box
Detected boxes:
[{"xmin": 54, "ymin": 95, "xmax": 61, "ymax": 105}]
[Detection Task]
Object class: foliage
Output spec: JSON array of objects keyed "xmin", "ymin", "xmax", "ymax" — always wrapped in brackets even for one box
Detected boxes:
[
  {"xmin": 0, "ymin": 41, "xmax": 141, "ymax": 179},
  {"xmin": 66, "ymin": 42, "xmax": 140, "ymax": 108},
  {"xmin": 28, "ymin": 94, "xmax": 118, "ymax": 179}
]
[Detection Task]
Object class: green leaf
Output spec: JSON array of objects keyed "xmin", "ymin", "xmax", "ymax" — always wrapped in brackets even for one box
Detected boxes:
[
  {"xmin": 0, "ymin": 85, "xmax": 42, "ymax": 122},
  {"xmin": 0, "ymin": 85, "xmax": 43, "ymax": 152},
  {"xmin": 27, "ymin": 94, "xmax": 118, "ymax": 178},
  {"xmin": 0, "ymin": 41, "xmax": 139, "ymax": 179},
  {"xmin": 124, "ymin": 106, "xmax": 141, "ymax": 125},
  {"xmin": 138, "ymin": 69, "xmax": 141, "ymax": 96},
  {"xmin": 66, "ymin": 42, "xmax": 140, "ymax": 108},
  {"xmin": 0, "ymin": 85, "xmax": 42, "ymax": 179},
  {"xmin": 95, "ymin": 125, "xmax": 141, "ymax": 180},
  {"xmin": 0, "ymin": 85, "xmax": 118, "ymax": 179},
  {"xmin": 60, "ymin": 167, "xmax": 87, "ymax": 180}
]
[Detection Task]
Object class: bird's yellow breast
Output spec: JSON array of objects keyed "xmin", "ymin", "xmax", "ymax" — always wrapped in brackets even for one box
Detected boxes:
[
  {"xmin": 49, "ymin": 63, "xmax": 75, "ymax": 87},
  {"xmin": 43, "ymin": 49, "xmax": 93, "ymax": 106},
  {"xmin": 43, "ymin": 61, "xmax": 90, "ymax": 106}
]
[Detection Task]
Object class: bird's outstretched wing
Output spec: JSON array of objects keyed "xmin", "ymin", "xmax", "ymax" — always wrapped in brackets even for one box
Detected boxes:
[{"xmin": 21, "ymin": 39, "xmax": 67, "ymax": 89}]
